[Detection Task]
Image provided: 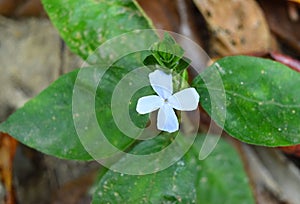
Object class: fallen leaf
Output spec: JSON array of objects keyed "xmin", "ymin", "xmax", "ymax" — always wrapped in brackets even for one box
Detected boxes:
[
  {"xmin": 270, "ymin": 52, "xmax": 300, "ymax": 72},
  {"xmin": 52, "ymin": 169, "xmax": 98, "ymax": 204},
  {"xmin": 289, "ymin": 0, "xmax": 300, "ymax": 4},
  {"xmin": 278, "ymin": 146, "xmax": 300, "ymax": 157},
  {"xmin": 258, "ymin": 0, "xmax": 300, "ymax": 54},
  {"xmin": 0, "ymin": 0, "xmax": 45, "ymax": 17},
  {"xmin": 288, "ymin": 1, "xmax": 299, "ymax": 21},
  {"xmin": 0, "ymin": 133, "xmax": 18, "ymax": 204},
  {"xmin": 193, "ymin": 0, "xmax": 272, "ymax": 56},
  {"xmin": 137, "ymin": 0, "xmax": 180, "ymax": 31},
  {"xmin": 137, "ymin": 0, "xmax": 206, "ymax": 47},
  {"xmin": 15, "ymin": 0, "xmax": 44, "ymax": 17}
]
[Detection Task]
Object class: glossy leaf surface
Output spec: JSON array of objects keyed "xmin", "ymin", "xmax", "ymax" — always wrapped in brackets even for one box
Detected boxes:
[
  {"xmin": 92, "ymin": 135, "xmax": 254, "ymax": 203},
  {"xmin": 42, "ymin": 0, "xmax": 153, "ymax": 60},
  {"xmin": 193, "ymin": 56, "xmax": 300, "ymax": 146}
]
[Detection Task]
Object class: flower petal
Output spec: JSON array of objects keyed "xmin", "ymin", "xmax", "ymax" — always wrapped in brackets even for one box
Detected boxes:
[
  {"xmin": 157, "ymin": 104, "xmax": 179, "ymax": 133},
  {"xmin": 168, "ymin": 88, "xmax": 199, "ymax": 111},
  {"xmin": 136, "ymin": 95, "xmax": 163, "ymax": 114},
  {"xmin": 149, "ymin": 70, "xmax": 173, "ymax": 99}
]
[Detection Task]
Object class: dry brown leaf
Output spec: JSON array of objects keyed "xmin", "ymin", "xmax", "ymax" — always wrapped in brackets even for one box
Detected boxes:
[
  {"xmin": 278, "ymin": 145, "xmax": 300, "ymax": 157},
  {"xmin": 270, "ymin": 52, "xmax": 300, "ymax": 72},
  {"xmin": 258, "ymin": 0, "xmax": 300, "ymax": 54},
  {"xmin": 15, "ymin": 0, "xmax": 44, "ymax": 17},
  {"xmin": 0, "ymin": 133, "xmax": 18, "ymax": 204},
  {"xmin": 193, "ymin": 0, "xmax": 272, "ymax": 56},
  {"xmin": 0, "ymin": 0, "xmax": 44, "ymax": 17},
  {"xmin": 0, "ymin": 0, "xmax": 19, "ymax": 16},
  {"xmin": 289, "ymin": 0, "xmax": 300, "ymax": 4},
  {"xmin": 137, "ymin": 0, "xmax": 180, "ymax": 31},
  {"xmin": 52, "ymin": 170, "xmax": 98, "ymax": 204},
  {"xmin": 137, "ymin": 0, "xmax": 206, "ymax": 47}
]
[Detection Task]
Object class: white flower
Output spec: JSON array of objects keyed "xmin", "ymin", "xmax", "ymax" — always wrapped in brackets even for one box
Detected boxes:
[{"xmin": 136, "ymin": 70, "xmax": 200, "ymax": 133}]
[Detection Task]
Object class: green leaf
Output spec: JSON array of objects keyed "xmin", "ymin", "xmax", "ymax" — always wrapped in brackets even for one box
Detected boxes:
[
  {"xmin": 92, "ymin": 53, "xmax": 154, "ymax": 157},
  {"xmin": 0, "ymin": 0, "xmax": 161, "ymax": 159},
  {"xmin": 148, "ymin": 33, "xmax": 189, "ymax": 73},
  {"xmin": 143, "ymin": 55, "xmax": 191, "ymax": 74},
  {"xmin": 0, "ymin": 52, "xmax": 157, "ymax": 160},
  {"xmin": 41, "ymin": 0, "xmax": 154, "ymax": 60},
  {"xmin": 193, "ymin": 56, "xmax": 300, "ymax": 146},
  {"xmin": 151, "ymin": 33, "xmax": 183, "ymax": 64},
  {"xmin": 0, "ymin": 70, "xmax": 92, "ymax": 160},
  {"xmin": 92, "ymin": 135, "xmax": 254, "ymax": 203},
  {"xmin": 0, "ymin": 67, "xmax": 138, "ymax": 160}
]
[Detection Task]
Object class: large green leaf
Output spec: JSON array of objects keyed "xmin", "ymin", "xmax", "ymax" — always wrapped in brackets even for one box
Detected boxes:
[
  {"xmin": 0, "ymin": 41, "xmax": 158, "ymax": 161},
  {"xmin": 92, "ymin": 135, "xmax": 254, "ymax": 203},
  {"xmin": 193, "ymin": 56, "xmax": 300, "ymax": 146},
  {"xmin": 80, "ymin": 52, "xmax": 156, "ymax": 161},
  {"xmin": 0, "ymin": 0, "xmax": 159, "ymax": 160},
  {"xmin": 0, "ymin": 70, "xmax": 92, "ymax": 160},
  {"xmin": 41, "ymin": 0, "xmax": 153, "ymax": 60},
  {"xmin": 0, "ymin": 50, "xmax": 158, "ymax": 160}
]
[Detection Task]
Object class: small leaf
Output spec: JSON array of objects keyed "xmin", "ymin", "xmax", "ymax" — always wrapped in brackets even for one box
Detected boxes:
[
  {"xmin": 143, "ymin": 55, "xmax": 190, "ymax": 73},
  {"xmin": 193, "ymin": 56, "xmax": 300, "ymax": 146},
  {"xmin": 92, "ymin": 134, "xmax": 254, "ymax": 203},
  {"xmin": 151, "ymin": 33, "xmax": 182, "ymax": 64},
  {"xmin": 149, "ymin": 33, "xmax": 187, "ymax": 72},
  {"xmin": 41, "ymin": 0, "xmax": 154, "ymax": 60},
  {"xmin": 174, "ymin": 56, "xmax": 191, "ymax": 73},
  {"xmin": 143, "ymin": 55, "xmax": 160, "ymax": 67}
]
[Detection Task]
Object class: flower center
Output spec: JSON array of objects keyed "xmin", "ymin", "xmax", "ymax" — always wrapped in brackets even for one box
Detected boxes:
[{"xmin": 164, "ymin": 98, "xmax": 168, "ymax": 103}]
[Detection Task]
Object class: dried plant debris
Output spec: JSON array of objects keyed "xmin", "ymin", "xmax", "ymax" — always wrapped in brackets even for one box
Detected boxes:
[
  {"xmin": 0, "ymin": 133, "xmax": 17, "ymax": 204},
  {"xmin": 0, "ymin": 0, "xmax": 45, "ymax": 17},
  {"xmin": 193, "ymin": 0, "xmax": 272, "ymax": 56},
  {"xmin": 137, "ymin": 0, "xmax": 206, "ymax": 47},
  {"xmin": 242, "ymin": 145, "xmax": 300, "ymax": 204},
  {"xmin": 258, "ymin": 0, "xmax": 300, "ymax": 55}
]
